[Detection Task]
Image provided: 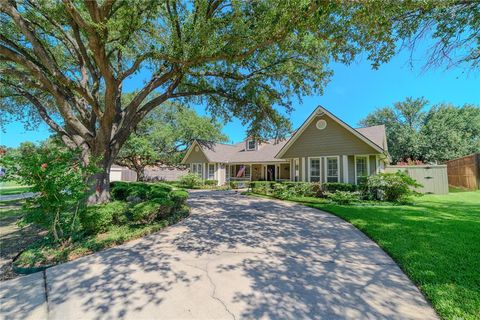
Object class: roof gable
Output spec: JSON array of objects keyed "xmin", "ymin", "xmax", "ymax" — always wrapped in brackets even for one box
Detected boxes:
[{"xmin": 276, "ymin": 106, "xmax": 385, "ymax": 159}]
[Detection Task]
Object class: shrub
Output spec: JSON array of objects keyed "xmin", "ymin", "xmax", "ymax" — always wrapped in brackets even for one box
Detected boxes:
[
  {"xmin": 365, "ymin": 172, "xmax": 422, "ymax": 202},
  {"xmin": 288, "ymin": 182, "xmax": 317, "ymax": 197},
  {"xmin": 110, "ymin": 182, "xmax": 132, "ymax": 200},
  {"xmin": 323, "ymin": 182, "xmax": 357, "ymax": 192},
  {"xmin": 204, "ymin": 180, "xmax": 218, "ymax": 186},
  {"xmin": 179, "ymin": 173, "xmax": 202, "ymax": 188},
  {"xmin": 169, "ymin": 190, "xmax": 189, "ymax": 209},
  {"xmin": 272, "ymin": 183, "xmax": 289, "ymax": 199},
  {"xmin": 1, "ymin": 142, "xmax": 97, "ymax": 242},
  {"xmin": 229, "ymin": 180, "xmax": 249, "ymax": 189},
  {"xmin": 131, "ymin": 198, "xmax": 174, "ymax": 223},
  {"xmin": 81, "ymin": 201, "xmax": 129, "ymax": 234},
  {"xmin": 250, "ymin": 181, "xmax": 276, "ymax": 194},
  {"xmin": 325, "ymin": 191, "xmax": 360, "ymax": 205},
  {"xmin": 147, "ymin": 183, "xmax": 172, "ymax": 199}
]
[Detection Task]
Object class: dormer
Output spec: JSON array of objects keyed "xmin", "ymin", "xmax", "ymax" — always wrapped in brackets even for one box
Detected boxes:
[{"xmin": 246, "ymin": 138, "xmax": 257, "ymax": 151}]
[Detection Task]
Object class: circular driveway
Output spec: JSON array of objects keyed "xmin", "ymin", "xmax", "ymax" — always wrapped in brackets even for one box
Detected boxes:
[{"xmin": 1, "ymin": 190, "xmax": 437, "ymax": 319}]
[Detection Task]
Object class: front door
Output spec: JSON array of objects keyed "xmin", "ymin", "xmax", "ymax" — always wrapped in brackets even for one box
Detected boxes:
[{"xmin": 266, "ymin": 165, "xmax": 276, "ymax": 181}]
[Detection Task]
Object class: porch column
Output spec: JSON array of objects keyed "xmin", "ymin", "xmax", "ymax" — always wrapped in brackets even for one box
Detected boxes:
[{"xmin": 343, "ymin": 155, "xmax": 349, "ymax": 183}]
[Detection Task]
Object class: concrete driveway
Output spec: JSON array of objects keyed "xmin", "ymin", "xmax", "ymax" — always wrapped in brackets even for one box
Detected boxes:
[{"xmin": 1, "ymin": 190, "xmax": 437, "ymax": 319}]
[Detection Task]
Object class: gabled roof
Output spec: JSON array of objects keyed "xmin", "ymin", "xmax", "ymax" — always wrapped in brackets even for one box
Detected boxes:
[
  {"xmin": 275, "ymin": 106, "xmax": 386, "ymax": 159},
  {"xmin": 181, "ymin": 139, "xmax": 288, "ymax": 164},
  {"xmin": 182, "ymin": 105, "xmax": 388, "ymax": 164}
]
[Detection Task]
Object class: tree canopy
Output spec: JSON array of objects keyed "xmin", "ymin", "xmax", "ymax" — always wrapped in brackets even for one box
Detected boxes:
[
  {"xmin": 116, "ymin": 104, "xmax": 227, "ymax": 181},
  {"xmin": 1, "ymin": 0, "xmax": 478, "ymax": 202},
  {"xmin": 360, "ymin": 98, "xmax": 480, "ymax": 163}
]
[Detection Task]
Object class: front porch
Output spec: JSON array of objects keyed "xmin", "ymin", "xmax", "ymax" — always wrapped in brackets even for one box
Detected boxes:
[{"xmin": 226, "ymin": 163, "xmax": 291, "ymax": 183}]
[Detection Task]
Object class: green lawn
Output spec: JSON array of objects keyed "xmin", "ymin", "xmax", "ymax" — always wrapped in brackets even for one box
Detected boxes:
[
  {"xmin": 0, "ymin": 181, "xmax": 31, "ymax": 196},
  {"xmin": 253, "ymin": 191, "xmax": 480, "ymax": 320}
]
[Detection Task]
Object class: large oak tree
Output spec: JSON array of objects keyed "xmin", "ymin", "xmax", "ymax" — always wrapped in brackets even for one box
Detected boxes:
[{"xmin": 1, "ymin": 0, "xmax": 478, "ymax": 203}]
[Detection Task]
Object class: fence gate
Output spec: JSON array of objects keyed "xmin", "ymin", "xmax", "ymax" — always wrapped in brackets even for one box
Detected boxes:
[{"xmin": 385, "ymin": 165, "xmax": 449, "ymax": 194}]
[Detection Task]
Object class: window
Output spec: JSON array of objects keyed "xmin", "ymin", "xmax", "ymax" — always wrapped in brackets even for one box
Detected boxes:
[
  {"xmin": 247, "ymin": 139, "xmax": 256, "ymax": 150},
  {"xmin": 192, "ymin": 163, "xmax": 203, "ymax": 178},
  {"xmin": 326, "ymin": 157, "xmax": 339, "ymax": 182},
  {"xmin": 356, "ymin": 156, "xmax": 369, "ymax": 184},
  {"xmin": 309, "ymin": 158, "xmax": 321, "ymax": 182},
  {"xmin": 208, "ymin": 164, "xmax": 215, "ymax": 180}
]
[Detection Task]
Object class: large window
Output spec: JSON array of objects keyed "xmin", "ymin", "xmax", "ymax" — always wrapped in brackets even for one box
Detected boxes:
[
  {"xmin": 208, "ymin": 164, "xmax": 215, "ymax": 180},
  {"xmin": 191, "ymin": 163, "xmax": 203, "ymax": 178},
  {"xmin": 326, "ymin": 157, "xmax": 339, "ymax": 182},
  {"xmin": 309, "ymin": 158, "xmax": 321, "ymax": 182},
  {"xmin": 356, "ymin": 156, "xmax": 369, "ymax": 184}
]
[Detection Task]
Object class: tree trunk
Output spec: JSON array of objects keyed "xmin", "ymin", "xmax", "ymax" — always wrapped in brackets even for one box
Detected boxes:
[
  {"xmin": 135, "ymin": 167, "xmax": 146, "ymax": 182},
  {"xmin": 86, "ymin": 151, "xmax": 115, "ymax": 205}
]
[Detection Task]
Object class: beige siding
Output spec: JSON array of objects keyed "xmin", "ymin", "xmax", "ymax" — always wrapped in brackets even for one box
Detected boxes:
[
  {"xmin": 279, "ymin": 163, "xmax": 290, "ymax": 179},
  {"xmin": 184, "ymin": 147, "xmax": 209, "ymax": 163},
  {"xmin": 282, "ymin": 114, "xmax": 380, "ymax": 158}
]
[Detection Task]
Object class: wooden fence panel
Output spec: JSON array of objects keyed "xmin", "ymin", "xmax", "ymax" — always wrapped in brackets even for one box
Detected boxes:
[
  {"xmin": 445, "ymin": 153, "xmax": 480, "ymax": 190},
  {"xmin": 385, "ymin": 165, "xmax": 449, "ymax": 194}
]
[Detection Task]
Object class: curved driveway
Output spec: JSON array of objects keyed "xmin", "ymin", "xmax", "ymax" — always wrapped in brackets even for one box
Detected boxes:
[{"xmin": 1, "ymin": 190, "xmax": 437, "ymax": 319}]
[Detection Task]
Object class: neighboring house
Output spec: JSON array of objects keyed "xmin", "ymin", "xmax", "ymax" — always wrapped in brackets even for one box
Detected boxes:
[
  {"xmin": 181, "ymin": 106, "xmax": 389, "ymax": 185},
  {"xmin": 110, "ymin": 164, "xmax": 188, "ymax": 182}
]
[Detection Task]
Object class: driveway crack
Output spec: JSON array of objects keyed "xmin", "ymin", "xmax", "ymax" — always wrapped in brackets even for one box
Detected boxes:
[
  {"xmin": 181, "ymin": 261, "xmax": 236, "ymax": 320},
  {"xmin": 42, "ymin": 269, "xmax": 50, "ymax": 315}
]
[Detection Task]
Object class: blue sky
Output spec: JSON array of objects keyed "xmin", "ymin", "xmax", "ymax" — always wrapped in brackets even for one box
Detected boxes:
[{"xmin": 1, "ymin": 46, "xmax": 479, "ymax": 147}]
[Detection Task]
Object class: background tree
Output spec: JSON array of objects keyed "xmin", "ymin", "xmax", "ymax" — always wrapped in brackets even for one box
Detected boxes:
[
  {"xmin": 360, "ymin": 98, "xmax": 480, "ymax": 163},
  {"xmin": 420, "ymin": 104, "xmax": 480, "ymax": 162},
  {"xmin": 1, "ymin": 1, "xmax": 478, "ymax": 203},
  {"xmin": 116, "ymin": 104, "xmax": 227, "ymax": 181}
]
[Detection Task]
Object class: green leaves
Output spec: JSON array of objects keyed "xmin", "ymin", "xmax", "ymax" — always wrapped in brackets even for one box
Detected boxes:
[{"xmin": 360, "ymin": 98, "xmax": 480, "ymax": 163}]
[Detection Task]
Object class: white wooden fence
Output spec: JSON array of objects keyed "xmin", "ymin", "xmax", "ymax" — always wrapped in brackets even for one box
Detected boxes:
[{"xmin": 385, "ymin": 165, "xmax": 449, "ymax": 194}]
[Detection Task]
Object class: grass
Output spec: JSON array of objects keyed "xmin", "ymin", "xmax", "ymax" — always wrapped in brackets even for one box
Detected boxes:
[
  {"xmin": 14, "ymin": 206, "xmax": 189, "ymax": 268},
  {"xmin": 249, "ymin": 191, "xmax": 480, "ymax": 320},
  {"xmin": 0, "ymin": 181, "xmax": 31, "ymax": 195}
]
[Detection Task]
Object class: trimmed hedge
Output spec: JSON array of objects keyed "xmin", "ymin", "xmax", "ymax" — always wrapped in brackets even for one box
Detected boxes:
[
  {"xmin": 110, "ymin": 181, "xmax": 173, "ymax": 201},
  {"xmin": 322, "ymin": 182, "xmax": 357, "ymax": 192},
  {"xmin": 169, "ymin": 190, "xmax": 189, "ymax": 209},
  {"xmin": 81, "ymin": 201, "xmax": 129, "ymax": 234},
  {"xmin": 131, "ymin": 198, "xmax": 174, "ymax": 223}
]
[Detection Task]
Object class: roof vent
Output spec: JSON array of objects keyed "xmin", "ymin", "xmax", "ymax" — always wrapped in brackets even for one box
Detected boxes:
[{"xmin": 316, "ymin": 119, "xmax": 327, "ymax": 130}]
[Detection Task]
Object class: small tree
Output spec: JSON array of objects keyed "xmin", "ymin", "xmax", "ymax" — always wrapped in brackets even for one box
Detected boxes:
[
  {"xmin": 1, "ymin": 142, "xmax": 97, "ymax": 242},
  {"xmin": 116, "ymin": 104, "xmax": 228, "ymax": 181}
]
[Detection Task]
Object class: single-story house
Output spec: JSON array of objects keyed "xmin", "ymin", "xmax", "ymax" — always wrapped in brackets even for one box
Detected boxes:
[{"xmin": 181, "ymin": 106, "xmax": 389, "ymax": 185}]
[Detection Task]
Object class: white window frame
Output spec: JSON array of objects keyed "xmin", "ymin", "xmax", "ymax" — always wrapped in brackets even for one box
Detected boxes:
[
  {"xmin": 354, "ymin": 155, "xmax": 370, "ymax": 185},
  {"xmin": 208, "ymin": 163, "xmax": 216, "ymax": 180},
  {"xmin": 325, "ymin": 156, "xmax": 340, "ymax": 183},
  {"xmin": 246, "ymin": 139, "xmax": 256, "ymax": 151},
  {"xmin": 191, "ymin": 163, "xmax": 203, "ymax": 178},
  {"xmin": 308, "ymin": 157, "xmax": 321, "ymax": 182}
]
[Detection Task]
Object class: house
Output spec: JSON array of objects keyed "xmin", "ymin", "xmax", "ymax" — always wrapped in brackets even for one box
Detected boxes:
[{"xmin": 181, "ymin": 106, "xmax": 389, "ymax": 185}]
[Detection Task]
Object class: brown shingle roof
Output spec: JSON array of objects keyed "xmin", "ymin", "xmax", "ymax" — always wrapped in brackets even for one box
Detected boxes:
[
  {"xmin": 355, "ymin": 125, "xmax": 387, "ymax": 150},
  {"xmin": 199, "ymin": 139, "xmax": 288, "ymax": 163}
]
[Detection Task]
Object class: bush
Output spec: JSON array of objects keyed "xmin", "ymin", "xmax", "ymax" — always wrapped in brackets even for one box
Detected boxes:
[
  {"xmin": 81, "ymin": 201, "xmax": 129, "ymax": 234},
  {"xmin": 272, "ymin": 183, "xmax": 289, "ymax": 199},
  {"xmin": 111, "ymin": 182, "xmax": 173, "ymax": 201},
  {"xmin": 229, "ymin": 180, "xmax": 249, "ymax": 189},
  {"xmin": 1, "ymin": 142, "xmax": 98, "ymax": 242},
  {"xmin": 131, "ymin": 198, "xmax": 174, "ymax": 223},
  {"xmin": 110, "ymin": 182, "xmax": 132, "ymax": 200},
  {"xmin": 250, "ymin": 181, "xmax": 276, "ymax": 194},
  {"xmin": 323, "ymin": 182, "xmax": 357, "ymax": 192},
  {"xmin": 365, "ymin": 172, "xmax": 422, "ymax": 202},
  {"xmin": 179, "ymin": 173, "xmax": 202, "ymax": 188},
  {"xmin": 204, "ymin": 180, "xmax": 218, "ymax": 186},
  {"xmin": 325, "ymin": 191, "xmax": 360, "ymax": 205},
  {"xmin": 169, "ymin": 190, "xmax": 189, "ymax": 209}
]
